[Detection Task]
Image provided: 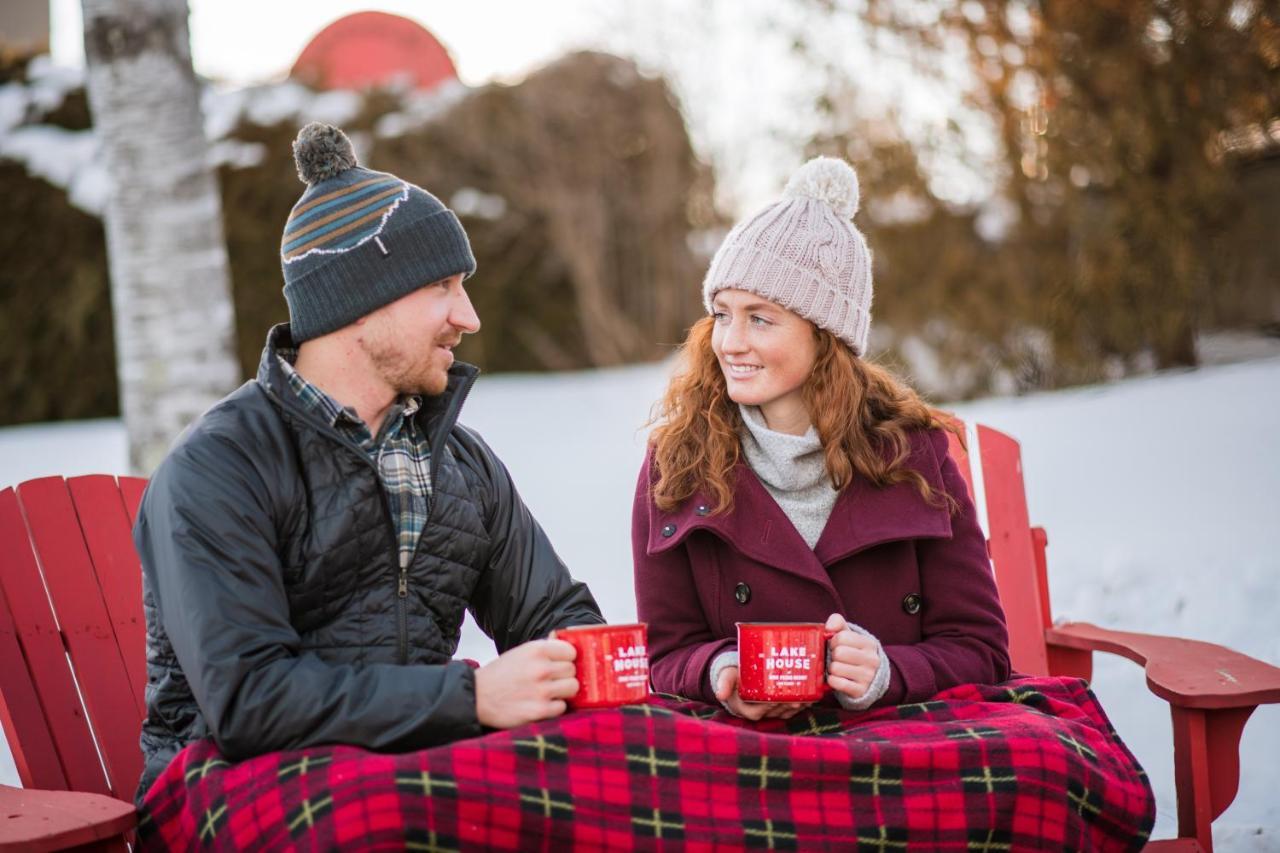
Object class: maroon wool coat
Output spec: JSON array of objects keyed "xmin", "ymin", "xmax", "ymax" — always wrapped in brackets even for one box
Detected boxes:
[{"xmin": 632, "ymin": 428, "xmax": 1011, "ymax": 708}]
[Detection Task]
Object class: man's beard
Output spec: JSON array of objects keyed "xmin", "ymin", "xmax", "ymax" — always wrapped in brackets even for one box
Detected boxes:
[
  {"xmin": 364, "ymin": 334, "xmax": 453, "ymax": 397},
  {"xmin": 398, "ymin": 352, "xmax": 450, "ymax": 397}
]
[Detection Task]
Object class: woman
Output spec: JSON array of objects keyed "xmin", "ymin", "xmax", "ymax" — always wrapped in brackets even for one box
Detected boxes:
[{"xmin": 633, "ymin": 156, "xmax": 1011, "ymax": 719}]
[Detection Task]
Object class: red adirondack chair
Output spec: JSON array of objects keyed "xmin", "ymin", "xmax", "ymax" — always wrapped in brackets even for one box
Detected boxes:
[
  {"xmin": 0, "ymin": 475, "xmax": 144, "ymax": 851},
  {"xmin": 1, "ymin": 421, "xmax": 1278, "ymax": 851},
  {"xmin": 942, "ymin": 424, "xmax": 1280, "ymax": 853}
]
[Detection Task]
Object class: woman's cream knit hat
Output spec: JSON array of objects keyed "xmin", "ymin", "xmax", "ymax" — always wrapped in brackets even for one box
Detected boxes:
[{"xmin": 702, "ymin": 156, "xmax": 872, "ymax": 356}]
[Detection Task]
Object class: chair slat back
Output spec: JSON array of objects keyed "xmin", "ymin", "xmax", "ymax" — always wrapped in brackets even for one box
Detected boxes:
[
  {"xmin": 119, "ymin": 477, "xmax": 146, "ymax": 526},
  {"xmin": 67, "ymin": 476, "xmax": 148, "ymax": 711},
  {"xmin": 943, "ymin": 421, "xmax": 975, "ymax": 497},
  {"xmin": 1, "ymin": 476, "xmax": 145, "ymax": 800},
  {"xmin": 0, "ymin": 500, "xmax": 69, "ymax": 792},
  {"xmin": 973, "ymin": 425, "xmax": 1051, "ymax": 676},
  {"xmin": 0, "ymin": 485, "xmax": 111, "ymax": 796}
]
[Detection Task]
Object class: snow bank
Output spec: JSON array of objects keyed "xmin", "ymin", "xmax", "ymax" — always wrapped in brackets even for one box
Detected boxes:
[{"xmin": 1, "ymin": 356, "xmax": 1276, "ymax": 847}]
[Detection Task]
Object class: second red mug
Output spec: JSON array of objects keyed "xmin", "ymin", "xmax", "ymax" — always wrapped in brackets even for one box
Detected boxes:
[{"xmin": 736, "ymin": 622, "xmax": 830, "ymax": 702}]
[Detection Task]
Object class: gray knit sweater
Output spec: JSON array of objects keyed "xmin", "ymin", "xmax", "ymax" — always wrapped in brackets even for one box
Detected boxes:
[{"xmin": 738, "ymin": 404, "xmax": 837, "ymax": 548}]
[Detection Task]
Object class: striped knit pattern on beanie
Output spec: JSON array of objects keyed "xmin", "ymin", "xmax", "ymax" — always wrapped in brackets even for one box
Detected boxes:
[
  {"xmin": 702, "ymin": 157, "xmax": 873, "ymax": 356},
  {"xmin": 282, "ymin": 172, "xmax": 408, "ymax": 261},
  {"xmin": 281, "ymin": 122, "xmax": 477, "ymax": 343}
]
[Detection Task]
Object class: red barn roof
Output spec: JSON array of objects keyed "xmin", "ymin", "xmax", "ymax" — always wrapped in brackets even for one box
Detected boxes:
[{"xmin": 291, "ymin": 11, "xmax": 459, "ymax": 92}]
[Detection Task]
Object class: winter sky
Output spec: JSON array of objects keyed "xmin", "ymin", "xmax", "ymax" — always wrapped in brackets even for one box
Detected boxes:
[
  {"xmin": 47, "ymin": 0, "xmax": 994, "ymax": 213},
  {"xmin": 51, "ymin": 0, "xmax": 602, "ymax": 87}
]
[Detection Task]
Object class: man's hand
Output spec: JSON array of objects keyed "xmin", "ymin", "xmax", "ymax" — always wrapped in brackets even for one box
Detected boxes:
[
  {"xmin": 474, "ymin": 638, "xmax": 579, "ymax": 728},
  {"xmin": 824, "ymin": 613, "xmax": 880, "ymax": 701},
  {"xmin": 714, "ymin": 665, "xmax": 809, "ymax": 720}
]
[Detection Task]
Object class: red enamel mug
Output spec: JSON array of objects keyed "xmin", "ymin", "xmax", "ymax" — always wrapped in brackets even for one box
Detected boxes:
[
  {"xmin": 737, "ymin": 622, "xmax": 831, "ymax": 702},
  {"xmin": 553, "ymin": 623, "xmax": 649, "ymax": 709}
]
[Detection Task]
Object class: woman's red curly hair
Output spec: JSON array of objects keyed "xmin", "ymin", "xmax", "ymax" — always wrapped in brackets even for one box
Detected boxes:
[{"xmin": 648, "ymin": 316, "xmax": 962, "ymax": 515}]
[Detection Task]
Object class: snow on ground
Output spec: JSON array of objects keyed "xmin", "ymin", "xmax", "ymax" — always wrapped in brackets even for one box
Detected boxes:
[{"xmin": 1, "ymin": 356, "xmax": 1277, "ymax": 849}]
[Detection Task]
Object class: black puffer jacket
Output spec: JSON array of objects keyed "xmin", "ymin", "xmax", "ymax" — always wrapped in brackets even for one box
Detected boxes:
[{"xmin": 134, "ymin": 325, "xmax": 602, "ymax": 800}]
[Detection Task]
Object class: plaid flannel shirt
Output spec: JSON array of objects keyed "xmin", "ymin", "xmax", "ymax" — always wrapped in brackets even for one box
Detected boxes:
[{"xmin": 277, "ymin": 352, "xmax": 431, "ymax": 569}]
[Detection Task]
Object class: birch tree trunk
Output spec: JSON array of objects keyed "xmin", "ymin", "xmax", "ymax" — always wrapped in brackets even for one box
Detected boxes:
[{"xmin": 81, "ymin": 0, "xmax": 238, "ymax": 474}]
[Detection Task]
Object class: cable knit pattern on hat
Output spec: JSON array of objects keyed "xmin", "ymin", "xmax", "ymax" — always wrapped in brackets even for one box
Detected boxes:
[
  {"xmin": 703, "ymin": 156, "xmax": 873, "ymax": 355},
  {"xmin": 738, "ymin": 405, "xmax": 838, "ymax": 549}
]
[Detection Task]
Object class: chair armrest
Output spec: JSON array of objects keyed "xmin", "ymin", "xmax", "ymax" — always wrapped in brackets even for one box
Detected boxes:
[
  {"xmin": 1045, "ymin": 621, "xmax": 1280, "ymax": 710},
  {"xmin": 0, "ymin": 784, "xmax": 136, "ymax": 852},
  {"xmin": 1141, "ymin": 840, "xmax": 1205, "ymax": 852}
]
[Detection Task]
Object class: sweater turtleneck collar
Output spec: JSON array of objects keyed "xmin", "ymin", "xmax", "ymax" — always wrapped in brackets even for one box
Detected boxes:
[{"xmin": 738, "ymin": 404, "xmax": 830, "ymax": 495}]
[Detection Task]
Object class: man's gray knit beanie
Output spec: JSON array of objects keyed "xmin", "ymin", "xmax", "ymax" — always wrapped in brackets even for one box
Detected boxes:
[
  {"xmin": 702, "ymin": 156, "xmax": 873, "ymax": 356},
  {"xmin": 280, "ymin": 122, "xmax": 477, "ymax": 343}
]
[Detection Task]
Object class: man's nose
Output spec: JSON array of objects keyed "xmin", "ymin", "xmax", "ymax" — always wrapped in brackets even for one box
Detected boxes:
[{"xmin": 451, "ymin": 285, "xmax": 481, "ymax": 334}]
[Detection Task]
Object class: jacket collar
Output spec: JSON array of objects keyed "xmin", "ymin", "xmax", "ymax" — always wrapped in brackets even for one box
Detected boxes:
[
  {"xmin": 256, "ymin": 323, "xmax": 480, "ymax": 474},
  {"xmin": 647, "ymin": 431, "xmax": 953, "ymax": 591}
]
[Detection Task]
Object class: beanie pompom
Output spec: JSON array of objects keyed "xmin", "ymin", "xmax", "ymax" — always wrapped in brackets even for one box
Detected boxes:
[
  {"xmin": 782, "ymin": 156, "xmax": 860, "ymax": 219},
  {"xmin": 293, "ymin": 122, "xmax": 358, "ymax": 185}
]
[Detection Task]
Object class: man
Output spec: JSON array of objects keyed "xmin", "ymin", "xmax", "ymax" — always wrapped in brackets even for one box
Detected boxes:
[{"xmin": 133, "ymin": 122, "xmax": 603, "ymax": 800}]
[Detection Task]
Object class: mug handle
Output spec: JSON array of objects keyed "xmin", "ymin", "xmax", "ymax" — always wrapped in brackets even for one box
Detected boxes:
[{"xmin": 822, "ymin": 628, "xmax": 839, "ymax": 675}]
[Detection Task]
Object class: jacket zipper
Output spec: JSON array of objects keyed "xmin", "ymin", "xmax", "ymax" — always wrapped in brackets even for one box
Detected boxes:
[
  {"xmin": 262, "ymin": 366, "xmax": 478, "ymax": 667},
  {"xmin": 394, "ymin": 375, "xmax": 476, "ymax": 662},
  {"xmin": 289, "ymin": 409, "xmax": 410, "ymax": 659},
  {"xmin": 397, "ymin": 561, "xmax": 409, "ymax": 664}
]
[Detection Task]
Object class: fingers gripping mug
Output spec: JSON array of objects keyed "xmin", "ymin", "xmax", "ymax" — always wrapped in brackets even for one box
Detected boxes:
[
  {"xmin": 736, "ymin": 622, "xmax": 831, "ymax": 702},
  {"xmin": 553, "ymin": 623, "xmax": 649, "ymax": 709}
]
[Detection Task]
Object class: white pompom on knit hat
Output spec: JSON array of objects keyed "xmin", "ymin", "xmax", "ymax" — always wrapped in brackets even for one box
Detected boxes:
[{"xmin": 702, "ymin": 156, "xmax": 873, "ymax": 356}]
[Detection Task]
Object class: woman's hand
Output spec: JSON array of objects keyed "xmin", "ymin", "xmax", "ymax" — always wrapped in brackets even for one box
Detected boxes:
[
  {"xmin": 714, "ymin": 665, "xmax": 810, "ymax": 720},
  {"xmin": 824, "ymin": 613, "xmax": 882, "ymax": 702}
]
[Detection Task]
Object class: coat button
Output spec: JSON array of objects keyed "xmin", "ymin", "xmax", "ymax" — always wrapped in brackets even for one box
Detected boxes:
[
  {"xmin": 734, "ymin": 583, "xmax": 751, "ymax": 605},
  {"xmin": 695, "ymin": 504, "xmax": 710, "ymax": 516},
  {"xmin": 661, "ymin": 523, "xmax": 676, "ymax": 538},
  {"xmin": 902, "ymin": 593, "xmax": 922, "ymax": 615}
]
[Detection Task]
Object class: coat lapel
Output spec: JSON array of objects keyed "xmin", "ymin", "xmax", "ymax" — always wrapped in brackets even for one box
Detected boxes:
[
  {"xmin": 812, "ymin": 470, "xmax": 953, "ymax": 566},
  {"xmin": 815, "ymin": 430, "xmax": 954, "ymax": 563},
  {"xmin": 648, "ymin": 462, "xmax": 836, "ymax": 593}
]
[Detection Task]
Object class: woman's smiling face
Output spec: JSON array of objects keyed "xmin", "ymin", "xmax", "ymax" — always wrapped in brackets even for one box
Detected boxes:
[{"xmin": 710, "ymin": 288, "xmax": 819, "ymax": 434}]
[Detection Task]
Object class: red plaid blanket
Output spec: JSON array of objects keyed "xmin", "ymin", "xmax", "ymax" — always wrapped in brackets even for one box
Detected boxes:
[{"xmin": 138, "ymin": 676, "xmax": 1154, "ymax": 851}]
